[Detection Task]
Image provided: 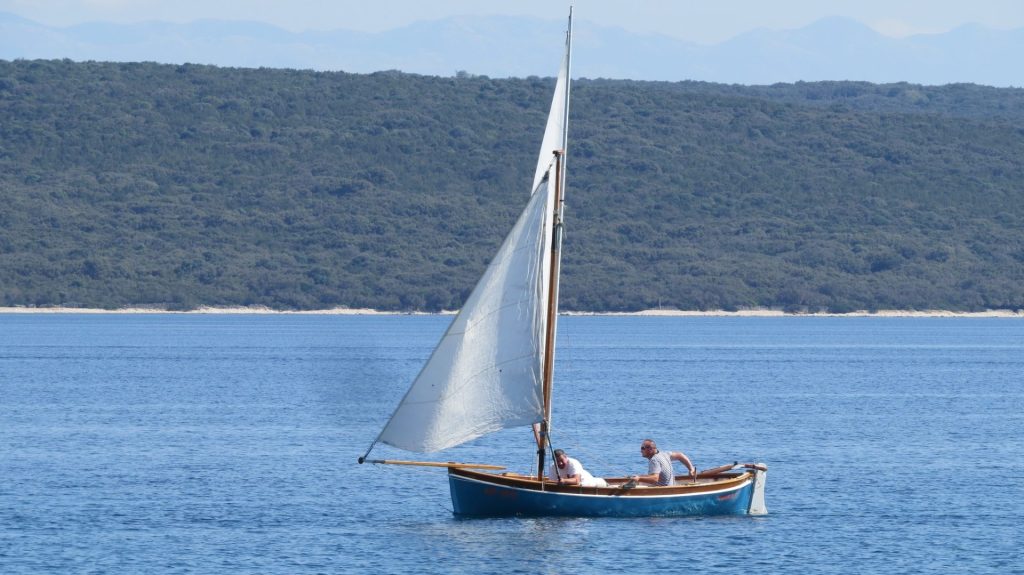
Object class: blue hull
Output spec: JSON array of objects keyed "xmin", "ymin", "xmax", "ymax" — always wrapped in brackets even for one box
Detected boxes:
[{"xmin": 449, "ymin": 470, "xmax": 759, "ymax": 518}]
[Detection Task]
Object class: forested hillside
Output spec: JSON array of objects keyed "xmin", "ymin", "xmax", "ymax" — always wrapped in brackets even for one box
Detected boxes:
[{"xmin": 1, "ymin": 59, "xmax": 1023, "ymax": 312}]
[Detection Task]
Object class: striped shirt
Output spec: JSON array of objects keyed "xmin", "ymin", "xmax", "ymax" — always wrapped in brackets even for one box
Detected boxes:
[{"xmin": 648, "ymin": 450, "xmax": 675, "ymax": 486}]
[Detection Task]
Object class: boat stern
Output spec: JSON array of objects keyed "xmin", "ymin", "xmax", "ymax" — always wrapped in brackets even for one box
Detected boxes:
[{"xmin": 747, "ymin": 463, "xmax": 768, "ymax": 515}]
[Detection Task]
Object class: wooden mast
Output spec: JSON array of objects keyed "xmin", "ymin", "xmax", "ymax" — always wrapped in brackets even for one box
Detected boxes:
[
  {"xmin": 536, "ymin": 9, "xmax": 572, "ymax": 481},
  {"xmin": 536, "ymin": 150, "xmax": 565, "ymax": 480}
]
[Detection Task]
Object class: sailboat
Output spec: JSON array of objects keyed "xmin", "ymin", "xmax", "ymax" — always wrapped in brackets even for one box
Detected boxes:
[{"xmin": 359, "ymin": 10, "xmax": 768, "ymax": 518}]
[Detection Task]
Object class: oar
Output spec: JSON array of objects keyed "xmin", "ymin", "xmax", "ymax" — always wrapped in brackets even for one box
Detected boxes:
[
  {"xmin": 695, "ymin": 462, "xmax": 768, "ymax": 478},
  {"xmin": 696, "ymin": 462, "xmax": 740, "ymax": 477}
]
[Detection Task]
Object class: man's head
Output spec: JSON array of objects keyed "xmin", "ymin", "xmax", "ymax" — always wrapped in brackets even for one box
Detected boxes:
[
  {"xmin": 553, "ymin": 448, "xmax": 568, "ymax": 468},
  {"xmin": 640, "ymin": 439, "xmax": 657, "ymax": 459}
]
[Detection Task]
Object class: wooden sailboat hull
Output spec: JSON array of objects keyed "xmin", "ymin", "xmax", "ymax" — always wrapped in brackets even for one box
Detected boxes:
[{"xmin": 448, "ymin": 467, "xmax": 767, "ymax": 518}]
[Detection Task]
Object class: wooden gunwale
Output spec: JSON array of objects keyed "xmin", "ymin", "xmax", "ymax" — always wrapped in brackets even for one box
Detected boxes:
[{"xmin": 449, "ymin": 467, "xmax": 753, "ymax": 497}]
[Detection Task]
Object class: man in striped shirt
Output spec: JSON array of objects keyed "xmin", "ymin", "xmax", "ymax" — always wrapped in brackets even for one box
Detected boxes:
[{"xmin": 630, "ymin": 439, "xmax": 697, "ymax": 486}]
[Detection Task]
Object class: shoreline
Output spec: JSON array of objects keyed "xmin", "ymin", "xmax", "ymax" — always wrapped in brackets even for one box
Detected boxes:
[{"xmin": 1, "ymin": 306, "xmax": 1022, "ymax": 318}]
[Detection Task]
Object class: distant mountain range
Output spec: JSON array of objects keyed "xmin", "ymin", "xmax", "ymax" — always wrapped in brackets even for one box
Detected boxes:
[{"xmin": 1, "ymin": 11, "xmax": 1021, "ymax": 86}]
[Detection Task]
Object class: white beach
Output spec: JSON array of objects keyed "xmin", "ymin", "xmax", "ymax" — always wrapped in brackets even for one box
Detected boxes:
[{"xmin": 1, "ymin": 306, "xmax": 1021, "ymax": 318}]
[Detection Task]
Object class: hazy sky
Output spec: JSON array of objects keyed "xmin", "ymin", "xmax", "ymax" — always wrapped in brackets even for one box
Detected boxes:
[{"xmin": 2, "ymin": 0, "xmax": 1022, "ymax": 43}]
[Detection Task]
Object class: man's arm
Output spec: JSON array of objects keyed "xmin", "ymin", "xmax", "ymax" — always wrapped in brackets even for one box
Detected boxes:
[
  {"xmin": 670, "ymin": 451, "xmax": 697, "ymax": 478},
  {"xmin": 560, "ymin": 459, "xmax": 583, "ymax": 485},
  {"xmin": 630, "ymin": 471, "xmax": 660, "ymax": 485}
]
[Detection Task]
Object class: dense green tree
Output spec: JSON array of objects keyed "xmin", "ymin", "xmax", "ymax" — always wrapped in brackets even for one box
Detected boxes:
[{"xmin": 1, "ymin": 60, "xmax": 1023, "ymax": 312}]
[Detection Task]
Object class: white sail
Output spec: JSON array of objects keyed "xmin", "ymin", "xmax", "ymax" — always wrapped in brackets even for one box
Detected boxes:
[
  {"xmin": 532, "ymin": 35, "xmax": 571, "ymax": 194},
  {"xmin": 373, "ymin": 28, "xmax": 571, "ymax": 454},
  {"xmin": 377, "ymin": 175, "xmax": 556, "ymax": 452}
]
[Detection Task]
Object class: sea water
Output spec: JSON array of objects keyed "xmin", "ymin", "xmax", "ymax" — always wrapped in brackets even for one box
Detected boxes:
[{"xmin": 1, "ymin": 314, "xmax": 1022, "ymax": 574}]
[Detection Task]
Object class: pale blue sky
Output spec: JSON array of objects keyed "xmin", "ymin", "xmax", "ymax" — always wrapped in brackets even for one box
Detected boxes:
[{"xmin": 2, "ymin": 0, "xmax": 1022, "ymax": 43}]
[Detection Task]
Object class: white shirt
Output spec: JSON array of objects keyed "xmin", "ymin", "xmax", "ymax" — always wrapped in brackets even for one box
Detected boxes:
[{"xmin": 548, "ymin": 456, "xmax": 600, "ymax": 486}]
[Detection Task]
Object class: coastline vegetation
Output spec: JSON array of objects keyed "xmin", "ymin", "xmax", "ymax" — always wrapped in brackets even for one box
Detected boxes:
[{"xmin": 1, "ymin": 59, "xmax": 1023, "ymax": 313}]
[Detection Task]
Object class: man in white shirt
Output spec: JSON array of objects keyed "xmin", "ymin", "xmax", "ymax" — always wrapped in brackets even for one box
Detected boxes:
[{"xmin": 548, "ymin": 449, "xmax": 608, "ymax": 487}]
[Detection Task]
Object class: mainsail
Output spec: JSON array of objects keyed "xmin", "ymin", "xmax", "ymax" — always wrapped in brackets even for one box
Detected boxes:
[{"xmin": 371, "ymin": 22, "xmax": 572, "ymax": 454}]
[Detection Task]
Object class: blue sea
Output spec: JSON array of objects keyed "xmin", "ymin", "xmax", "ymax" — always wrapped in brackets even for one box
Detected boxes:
[{"xmin": 1, "ymin": 314, "xmax": 1022, "ymax": 574}]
